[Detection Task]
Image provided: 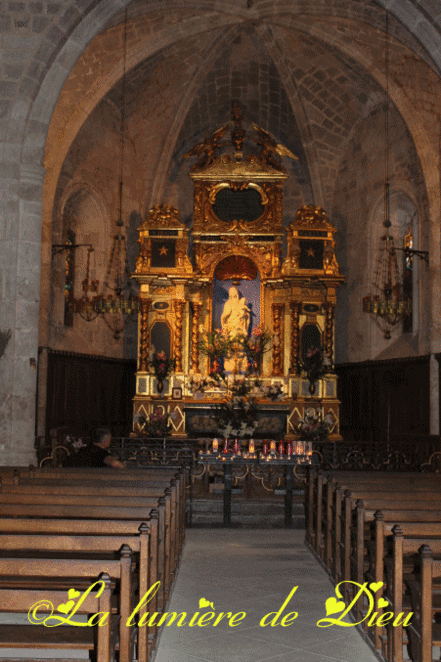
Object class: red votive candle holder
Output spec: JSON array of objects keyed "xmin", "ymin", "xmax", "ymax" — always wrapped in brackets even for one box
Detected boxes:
[
  {"xmin": 262, "ymin": 441, "xmax": 268, "ymax": 455},
  {"xmin": 223, "ymin": 438, "xmax": 229, "ymax": 453},
  {"xmin": 233, "ymin": 438, "xmax": 240, "ymax": 454},
  {"xmin": 278, "ymin": 441, "xmax": 285, "ymax": 455}
]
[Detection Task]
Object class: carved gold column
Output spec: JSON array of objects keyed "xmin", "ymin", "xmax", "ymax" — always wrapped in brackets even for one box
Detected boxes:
[
  {"xmin": 272, "ymin": 303, "xmax": 284, "ymax": 376},
  {"xmin": 173, "ymin": 300, "xmax": 185, "ymax": 372},
  {"xmin": 324, "ymin": 302, "xmax": 335, "ymax": 365},
  {"xmin": 139, "ymin": 299, "xmax": 151, "ymax": 372},
  {"xmin": 289, "ymin": 302, "xmax": 301, "ymax": 375},
  {"xmin": 190, "ymin": 301, "xmax": 202, "ymax": 373}
]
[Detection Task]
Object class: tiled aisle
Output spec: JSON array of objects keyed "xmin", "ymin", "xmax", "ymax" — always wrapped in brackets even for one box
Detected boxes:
[{"xmin": 153, "ymin": 529, "xmax": 379, "ymax": 662}]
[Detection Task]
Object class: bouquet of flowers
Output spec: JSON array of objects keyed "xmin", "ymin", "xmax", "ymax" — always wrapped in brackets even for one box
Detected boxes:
[
  {"xmin": 188, "ymin": 373, "xmax": 226, "ymax": 395},
  {"xmin": 198, "ymin": 329, "xmax": 234, "ymax": 359},
  {"xmin": 296, "ymin": 410, "xmax": 332, "ymax": 441},
  {"xmin": 240, "ymin": 326, "xmax": 272, "ymax": 360},
  {"xmin": 258, "ymin": 381, "xmax": 285, "ymax": 401},
  {"xmin": 148, "ymin": 350, "xmax": 176, "ymax": 381},
  {"xmin": 214, "ymin": 378, "xmax": 259, "ymax": 438},
  {"xmin": 65, "ymin": 435, "xmax": 87, "ymax": 452},
  {"xmin": 299, "ymin": 346, "xmax": 330, "ymax": 385},
  {"xmin": 215, "ymin": 398, "xmax": 259, "ymax": 438},
  {"xmin": 135, "ymin": 407, "xmax": 171, "ymax": 437}
]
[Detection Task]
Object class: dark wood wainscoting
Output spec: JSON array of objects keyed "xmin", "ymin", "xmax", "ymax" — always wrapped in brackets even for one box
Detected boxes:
[
  {"xmin": 335, "ymin": 355, "xmax": 432, "ymax": 445},
  {"xmin": 45, "ymin": 349, "xmax": 137, "ymax": 437}
]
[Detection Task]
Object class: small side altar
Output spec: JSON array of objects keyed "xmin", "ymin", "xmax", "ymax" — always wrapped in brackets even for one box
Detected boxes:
[{"xmin": 131, "ymin": 104, "xmax": 344, "ymax": 441}]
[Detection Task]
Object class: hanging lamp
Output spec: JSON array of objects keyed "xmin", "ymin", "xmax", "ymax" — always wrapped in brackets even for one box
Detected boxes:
[
  {"xmin": 93, "ymin": 7, "xmax": 138, "ymax": 339},
  {"xmin": 362, "ymin": 11, "xmax": 411, "ymax": 340}
]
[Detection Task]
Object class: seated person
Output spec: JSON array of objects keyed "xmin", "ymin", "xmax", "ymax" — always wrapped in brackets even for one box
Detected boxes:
[{"xmin": 64, "ymin": 428, "xmax": 125, "ymax": 468}]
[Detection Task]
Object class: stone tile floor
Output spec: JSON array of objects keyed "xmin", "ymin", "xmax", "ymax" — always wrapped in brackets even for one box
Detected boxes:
[{"xmin": 153, "ymin": 529, "xmax": 379, "ymax": 662}]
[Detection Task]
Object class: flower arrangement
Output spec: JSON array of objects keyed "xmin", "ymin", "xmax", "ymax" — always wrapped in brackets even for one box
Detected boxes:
[
  {"xmin": 258, "ymin": 381, "xmax": 285, "ymax": 401},
  {"xmin": 135, "ymin": 407, "xmax": 171, "ymax": 437},
  {"xmin": 198, "ymin": 329, "xmax": 234, "ymax": 359},
  {"xmin": 65, "ymin": 435, "xmax": 87, "ymax": 452},
  {"xmin": 147, "ymin": 350, "xmax": 176, "ymax": 381},
  {"xmin": 188, "ymin": 373, "xmax": 226, "ymax": 395},
  {"xmin": 296, "ymin": 409, "xmax": 333, "ymax": 441},
  {"xmin": 214, "ymin": 377, "xmax": 259, "ymax": 438},
  {"xmin": 240, "ymin": 326, "xmax": 272, "ymax": 361},
  {"xmin": 299, "ymin": 346, "xmax": 331, "ymax": 392}
]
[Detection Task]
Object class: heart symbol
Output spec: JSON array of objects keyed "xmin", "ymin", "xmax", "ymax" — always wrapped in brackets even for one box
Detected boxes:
[
  {"xmin": 325, "ymin": 597, "xmax": 346, "ymax": 616},
  {"xmin": 199, "ymin": 598, "xmax": 214, "ymax": 609},
  {"xmin": 369, "ymin": 582, "xmax": 383, "ymax": 593},
  {"xmin": 57, "ymin": 600, "xmax": 75, "ymax": 614},
  {"xmin": 68, "ymin": 589, "xmax": 80, "ymax": 600},
  {"xmin": 377, "ymin": 598, "xmax": 389, "ymax": 609}
]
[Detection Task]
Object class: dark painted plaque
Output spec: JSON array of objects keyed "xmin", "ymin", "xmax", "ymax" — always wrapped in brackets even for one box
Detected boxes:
[
  {"xmin": 213, "ymin": 188, "xmax": 264, "ymax": 222},
  {"xmin": 151, "ymin": 240, "xmax": 176, "ymax": 268},
  {"xmin": 299, "ymin": 240, "xmax": 323, "ymax": 270}
]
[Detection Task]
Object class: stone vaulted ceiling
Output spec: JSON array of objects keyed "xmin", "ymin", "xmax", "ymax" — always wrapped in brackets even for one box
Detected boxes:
[{"xmin": 46, "ymin": 0, "xmax": 440, "ymax": 220}]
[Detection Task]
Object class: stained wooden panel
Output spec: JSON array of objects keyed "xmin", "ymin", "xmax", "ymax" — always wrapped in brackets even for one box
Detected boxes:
[
  {"xmin": 45, "ymin": 350, "xmax": 136, "ymax": 437},
  {"xmin": 335, "ymin": 355, "xmax": 431, "ymax": 443}
]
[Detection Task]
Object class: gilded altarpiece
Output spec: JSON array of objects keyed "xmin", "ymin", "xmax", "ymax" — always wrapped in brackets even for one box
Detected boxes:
[{"xmin": 132, "ymin": 116, "xmax": 344, "ymax": 440}]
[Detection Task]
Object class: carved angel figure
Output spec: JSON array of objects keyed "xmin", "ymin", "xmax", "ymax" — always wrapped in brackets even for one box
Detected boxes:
[
  {"xmin": 184, "ymin": 123, "xmax": 231, "ymax": 171},
  {"xmin": 251, "ymin": 122, "xmax": 298, "ymax": 171}
]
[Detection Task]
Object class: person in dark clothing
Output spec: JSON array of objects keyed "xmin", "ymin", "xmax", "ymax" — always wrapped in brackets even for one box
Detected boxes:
[{"xmin": 65, "ymin": 428, "xmax": 125, "ymax": 468}]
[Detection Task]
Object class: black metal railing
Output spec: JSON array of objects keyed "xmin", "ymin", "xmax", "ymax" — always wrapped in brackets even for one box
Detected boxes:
[
  {"xmin": 35, "ymin": 435, "xmax": 441, "ymax": 473},
  {"xmin": 313, "ymin": 436, "xmax": 440, "ymax": 472}
]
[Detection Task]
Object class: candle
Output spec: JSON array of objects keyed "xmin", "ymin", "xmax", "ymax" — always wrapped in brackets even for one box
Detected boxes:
[
  {"xmin": 262, "ymin": 441, "xmax": 268, "ymax": 455},
  {"xmin": 233, "ymin": 438, "xmax": 240, "ymax": 454},
  {"xmin": 270, "ymin": 440, "xmax": 276, "ymax": 453},
  {"xmin": 287, "ymin": 441, "xmax": 293, "ymax": 456},
  {"xmin": 249, "ymin": 439, "xmax": 255, "ymax": 454},
  {"xmin": 223, "ymin": 438, "xmax": 229, "ymax": 454},
  {"xmin": 212, "ymin": 438, "xmax": 219, "ymax": 453}
]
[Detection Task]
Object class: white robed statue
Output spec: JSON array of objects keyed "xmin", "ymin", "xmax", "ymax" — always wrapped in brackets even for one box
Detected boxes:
[{"xmin": 221, "ymin": 287, "xmax": 250, "ymax": 372}]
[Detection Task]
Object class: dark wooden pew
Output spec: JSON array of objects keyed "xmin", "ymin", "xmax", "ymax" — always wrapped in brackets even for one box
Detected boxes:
[
  {"xmin": 406, "ymin": 545, "xmax": 441, "ymax": 662},
  {"xmin": 0, "ymin": 573, "xmax": 115, "ymax": 662},
  {"xmin": 0, "ymin": 516, "xmax": 157, "ymax": 661}
]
